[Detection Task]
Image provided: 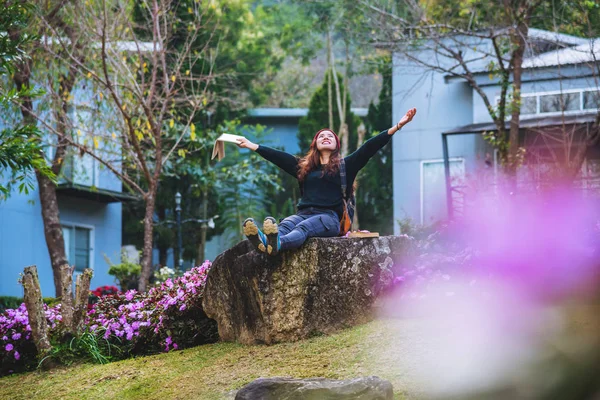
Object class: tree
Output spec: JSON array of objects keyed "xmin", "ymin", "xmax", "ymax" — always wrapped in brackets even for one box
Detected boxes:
[
  {"xmin": 121, "ymin": 122, "xmax": 279, "ymax": 268},
  {"xmin": 291, "ymin": 0, "xmax": 372, "ymax": 154},
  {"xmin": 8, "ymin": 0, "xmax": 87, "ymax": 297},
  {"xmin": 356, "ymin": 0, "xmax": 539, "ymax": 178},
  {"xmin": 29, "ymin": 0, "xmax": 304, "ymax": 290},
  {"xmin": 0, "ymin": 2, "xmax": 55, "ymax": 199},
  {"xmin": 358, "ymin": 0, "xmax": 600, "ymax": 182},
  {"xmin": 356, "ymin": 57, "xmax": 394, "ymax": 235},
  {"xmin": 117, "ymin": 1, "xmax": 306, "ymax": 268},
  {"xmin": 298, "ymin": 70, "xmax": 361, "ymax": 154},
  {"xmin": 4, "ymin": 0, "xmax": 304, "ymax": 296},
  {"xmin": 55, "ymin": 0, "xmax": 231, "ymax": 291}
]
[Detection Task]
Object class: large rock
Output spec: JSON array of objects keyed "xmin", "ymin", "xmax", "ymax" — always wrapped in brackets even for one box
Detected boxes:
[
  {"xmin": 203, "ymin": 236, "xmax": 413, "ymax": 344},
  {"xmin": 235, "ymin": 376, "xmax": 394, "ymax": 400}
]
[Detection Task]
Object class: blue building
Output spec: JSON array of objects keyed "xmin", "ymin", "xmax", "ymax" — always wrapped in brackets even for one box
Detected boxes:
[
  {"xmin": 0, "ymin": 161, "xmax": 131, "ymax": 297},
  {"xmin": 0, "ymin": 89, "xmax": 134, "ymax": 297},
  {"xmin": 391, "ymin": 29, "xmax": 600, "ymax": 229}
]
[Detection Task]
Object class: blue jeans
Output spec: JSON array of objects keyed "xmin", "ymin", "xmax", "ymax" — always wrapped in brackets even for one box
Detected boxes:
[{"xmin": 278, "ymin": 207, "xmax": 341, "ymax": 250}]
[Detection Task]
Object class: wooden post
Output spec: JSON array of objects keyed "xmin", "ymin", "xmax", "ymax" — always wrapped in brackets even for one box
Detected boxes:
[
  {"xmin": 60, "ymin": 264, "xmax": 74, "ymax": 331},
  {"xmin": 73, "ymin": 268, "xmax": 93, "ymax": 332},
  {"xmin": 20, "ymin": 266, "xmax": 52, "ymax": 358}
]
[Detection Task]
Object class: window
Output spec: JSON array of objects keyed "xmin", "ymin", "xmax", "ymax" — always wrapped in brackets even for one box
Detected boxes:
[
  {"xmin": 520, "ymin": 96, "xmax": 537, "ymax": 114},
  {"xmin": 421, "ymin": 159, "xmax": 465, "ymax": 224},
  {"xmin": 540, "ymin": 92, "xmax": 580, "ymax": 113},
  {"xmin": 62, "ymin": 224, "xmax": 94, "ymax": 271},
  {"xmin": 516, "ymin": 89, "xmax": 599, "ymax": 116},
  {"xmin": 583, "ymin": 91, "xmax": 600, "ymax": 110},
  {"xmin": 63, "ymin": 106, "xmax": 100, "ymax": 187}
]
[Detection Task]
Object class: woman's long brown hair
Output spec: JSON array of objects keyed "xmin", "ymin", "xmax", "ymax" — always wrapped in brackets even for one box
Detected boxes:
[{"xmin": 297, "ymin": 129, "xmax": 341, "ymax": 182}]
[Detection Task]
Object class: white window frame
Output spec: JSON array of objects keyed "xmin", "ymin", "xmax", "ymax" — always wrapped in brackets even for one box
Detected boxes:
[
  {"xmin": 420, "ymin": 157, "xmax": 465, "ymax": 225},
  {"xmin": 61, "ymin": 221, "xmax": 95, "ymax": 272},
  {"xmin": 494, "ymin": 87, "xmax": 600, "ymax": 118}
]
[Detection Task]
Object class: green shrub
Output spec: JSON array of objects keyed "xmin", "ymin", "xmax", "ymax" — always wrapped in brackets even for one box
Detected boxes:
[
  {"xmin": 0, "ymin": 297, "xmax": 62, "ymax": 314},
  {"xmin": 0, "ymin": 297, "xmax": 22, "ymax": 313},
  {"xmin": 105, "ymin": 250, "xmax": 141, "ymax": 291}
]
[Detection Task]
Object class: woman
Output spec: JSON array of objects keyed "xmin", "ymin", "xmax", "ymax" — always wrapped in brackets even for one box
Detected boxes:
[{"xmin": 236, "ymin": 107, "xmax": 417, "ymax": 255}]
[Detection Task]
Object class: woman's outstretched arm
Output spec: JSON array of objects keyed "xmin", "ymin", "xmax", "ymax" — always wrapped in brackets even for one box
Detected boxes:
[
  {"xmin": 346, "ymin": 108, "xmax": 417, "ymax": 174},
  {"xmin": 237, "ymin": 137, "xmax": 299, "ymax": 178}
]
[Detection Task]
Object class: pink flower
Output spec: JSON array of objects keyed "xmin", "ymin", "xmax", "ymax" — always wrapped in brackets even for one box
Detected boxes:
[
  {"xmin": 11, "ymin": 333, "xmax": 21, "ymax": 340},
  {"xmin": 5, "ymin": 344, "xmax": 13, "ymax": 351},
  {"xmin": 14, "ymin": 351, "xmax": 20, "ymax": 360}
]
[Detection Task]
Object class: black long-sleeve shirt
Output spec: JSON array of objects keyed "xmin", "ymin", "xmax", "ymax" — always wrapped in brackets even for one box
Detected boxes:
[{"xmin": 256, "ymin": 130, "xmax": 392, "ymax": 218}]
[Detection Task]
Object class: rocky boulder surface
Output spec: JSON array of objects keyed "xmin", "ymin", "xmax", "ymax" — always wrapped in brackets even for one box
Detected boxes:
[
  {"xmin": 234, "ymin": 376, "xmax": 394, "ymax": 400},
  {"xmin": 203, "ymin": 236, "xmax": 413, "ymax": 345}
]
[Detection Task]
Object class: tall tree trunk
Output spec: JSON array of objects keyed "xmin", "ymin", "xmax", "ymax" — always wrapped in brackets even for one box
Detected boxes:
[
  {"xmin": 327, "ymin": 30, "xmax": 333, "ymax": 129},
  {"xmin": 508, "ymin": 32, "xmax": 525, "ymax": 176},
  {"xmin": 342, "ymin": 39, "xmax": 349, "ymax": 127},
  {"xmin": 37, "ymin": 173, "xmax": 70, "ymax": 297},
  {"xmin": 330, "ymin": 41, "xmax": 348, "ymax": 155},
  {"xmin": 138, "ymin": 185, "xmax": 157, "ymax": 292},
  {"xmin": 506, "ymin": 6, "xmax": 530, "ymax": 181},
  {"xmin": 13, "ymin": 50, "xmax": 70, "ymax": 298}
]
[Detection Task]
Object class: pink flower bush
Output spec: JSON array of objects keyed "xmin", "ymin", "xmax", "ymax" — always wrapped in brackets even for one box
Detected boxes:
[
  {"xmin": 0, "ymin": 261, "xmax": 216, "ymax": 376},
  {"xmin": 86, "ymin": 261, "xmax": 217, "ymax": 358},
  {"xmin": 0, "ymin": 303, "xmax": 57, "ymax": 375}
]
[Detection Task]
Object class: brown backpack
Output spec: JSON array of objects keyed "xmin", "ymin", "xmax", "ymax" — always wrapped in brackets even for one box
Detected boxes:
[{"xmin": 339, "ymin": 158, "xmax": 355, "ymax": 236}]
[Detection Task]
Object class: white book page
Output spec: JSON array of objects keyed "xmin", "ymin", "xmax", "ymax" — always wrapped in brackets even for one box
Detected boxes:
[{"xmin": 216, "ymin": 133, "xmax": 245, "ymax": 143}]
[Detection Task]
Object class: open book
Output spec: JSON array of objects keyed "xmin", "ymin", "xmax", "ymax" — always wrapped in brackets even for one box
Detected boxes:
[
  {"xmin": 211, "ymin": 133, "xmax": 246, "ymax": 161},
  {"xmin": 346, "ymin": 231, "xmax": 380, "ymax": 238}
]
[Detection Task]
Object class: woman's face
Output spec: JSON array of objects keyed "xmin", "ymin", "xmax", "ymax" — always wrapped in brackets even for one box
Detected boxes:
[{"xmin": 315, "ymin": 130, "xmax": 337, "ymax": 152}]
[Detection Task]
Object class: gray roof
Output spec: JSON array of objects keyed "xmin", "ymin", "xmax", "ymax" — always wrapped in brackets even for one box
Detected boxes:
[
  {"xmin": 527, "ymin": 28, "xmax": 588, "ymax": 47},
  {"xmin": 522, "ymin": 38, "xmax": 600, "ymax": 70},
  {"xmin": 444, "ymin": 112, "xmax": 598, "ymax": 134},
  {"xmin": 443, "ymin": 30, "xmax": 597, "ymax": 78}
]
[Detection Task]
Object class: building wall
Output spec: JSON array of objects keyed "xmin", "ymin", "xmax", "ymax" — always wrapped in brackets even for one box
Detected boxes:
[
  {"xmin": 242, "ymin": 116, "xmax": 302, "ymax": 155},
  {"xmin": 392, "ymin": 55, "xmax": 477, "ymax": 231},
  {"xmin": 392, "ymin": 42, "xmax": 599, "ymax": 230},
  {"xmin": 0, "ymin": 187, "xmax": 120, "ymax": 297},
  {"xmin": 0, "ymin": 80, "xmax": 124, "ymax": 296}
]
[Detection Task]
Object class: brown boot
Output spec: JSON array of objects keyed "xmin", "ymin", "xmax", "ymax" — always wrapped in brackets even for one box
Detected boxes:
[
  {"xmin": 243, "ymin": 218, "xmax": 267, "ymax": 253},
  {"xmin": 263, "ymin": 217, "xmax": 280, "ymax": 255}
]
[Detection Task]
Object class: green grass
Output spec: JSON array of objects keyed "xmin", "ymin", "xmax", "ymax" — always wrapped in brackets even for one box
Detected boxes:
[
  {"xmin": 2, "ymin": 305, "xmax": 598, "ymax": 399},
  {"xmin": 0, "ymin": 320, "xmax": 419, "ymax": 400}
]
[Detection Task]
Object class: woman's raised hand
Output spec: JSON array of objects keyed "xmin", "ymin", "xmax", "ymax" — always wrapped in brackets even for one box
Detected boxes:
[
  {"xmin": 236, "ymin": 137, "xmax": 259, "ymax": 151},
  {"xmin": 397, "ymin": 107, "xmax": 417, "ymax": 129}
]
